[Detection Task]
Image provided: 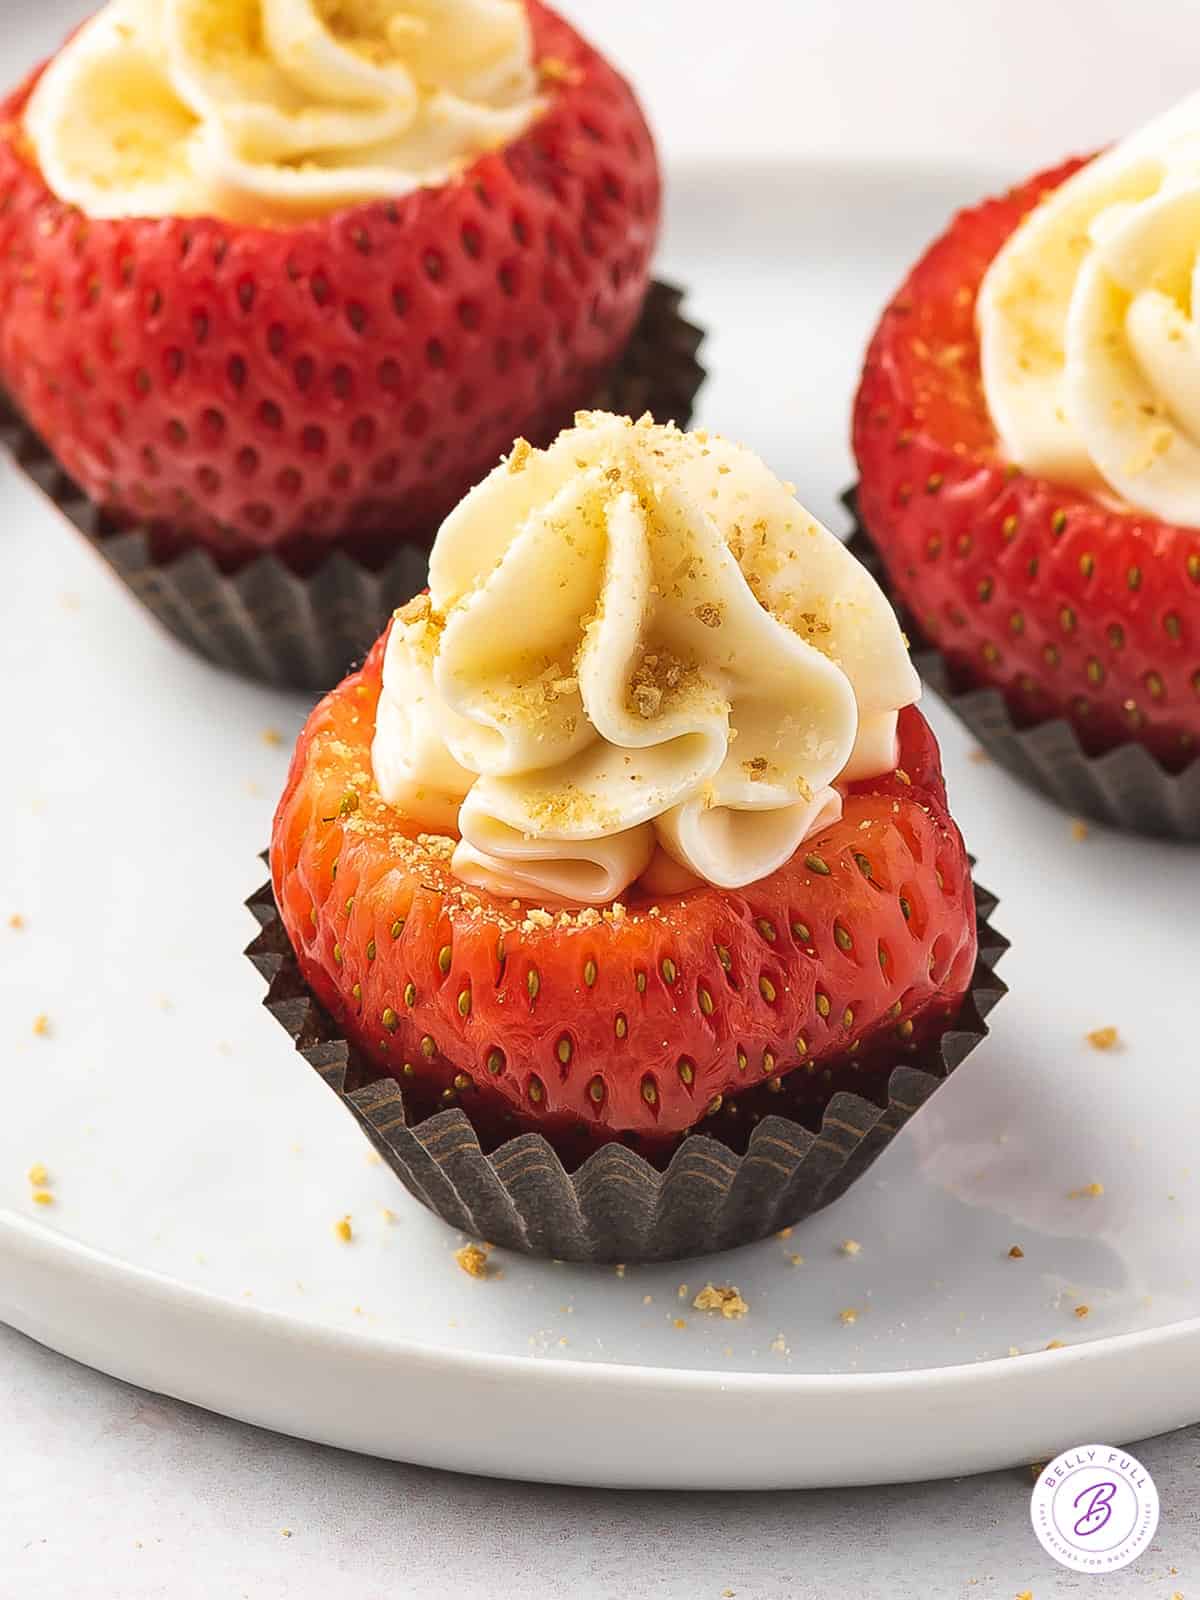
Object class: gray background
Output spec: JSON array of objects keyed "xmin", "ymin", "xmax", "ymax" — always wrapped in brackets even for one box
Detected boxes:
[{"xmin": 6, "ymin": 1323, "xmax": 1199, "ymax": 1598}]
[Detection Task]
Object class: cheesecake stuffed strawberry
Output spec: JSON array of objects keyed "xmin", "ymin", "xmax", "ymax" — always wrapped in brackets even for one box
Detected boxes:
[
  {"xmin": 0, "ymin": 1, "xmax": 702, "ymax": 686},
  {"xmin": 268, "ymin": 415, "xmax": 985, "ymax": 1180},
  {"xmin": 854, "ymin": 97, "xmax": 1200, "ymax": 835}
]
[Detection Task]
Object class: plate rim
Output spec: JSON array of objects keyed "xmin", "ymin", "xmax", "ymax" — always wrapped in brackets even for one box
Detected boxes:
[{"xmin": 7, "ymin": 1208, "xmax": 1200, "ymax": 1397}]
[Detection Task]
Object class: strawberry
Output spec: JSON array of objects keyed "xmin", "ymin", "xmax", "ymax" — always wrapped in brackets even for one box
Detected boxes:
[
  {"xmin": 270, "ymin": 627, "xmax": 978, "ymax": 1149},
  {"xmin": 853, "ymin": 157, "xmax": 1200, "ymax": 771},
  {"xmin": 0, "ymin": 2, "xmax": 660, "ymax": 569}
]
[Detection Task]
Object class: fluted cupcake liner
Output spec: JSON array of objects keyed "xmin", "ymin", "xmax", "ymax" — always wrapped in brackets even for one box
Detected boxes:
[
  {"xmin": 844, "ymin": 491, "xmax": 1200, "ymax": 840},
  {"xmin": 244, "ymin": 874, "xmax": 1008, "ymax": 1265},
  {"xmin": 3, "ymin": 280, "xmax": 705, "ymax": 694}
]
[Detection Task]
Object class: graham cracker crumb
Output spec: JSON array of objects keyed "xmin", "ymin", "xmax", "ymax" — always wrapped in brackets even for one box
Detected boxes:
[
  {"xmin": 1045, "ymin": 1340, "xmax": 1066, "ymax": 1350},
  {"xmin": 8, "ymin": 913, "xmax": 23, "ymax": 929},
  {"xmin": 1008, "ymin": 1346, "xmax": 1021, "ymax": 1358},
  {"xmin": 32, "ymin": 1189, "xmax": 54, "ymax": 1206},
  {"xmin": 672, "ymin": 1317, "xmax": 687, "ymax": 1330},
  {"xmin": 968, "ymin": 747, "xmax": 991, "ymax": 765},
  {"xmin": 789, "ymin": 1254, "xmax": 804, "ymax": 1266},
  {"xmin": 454, "ymin": 1242, "xmax": 491, "ymax": 1279},
  {"xmin": 777, "ymin": 1227, "xmax": 793, "ymax": 1239},
  {"xmin": 1086, "ymin": 1026, "xmax": 1121, "ymax": 1051},
  {"xmin": 642, "ymin": 1294, "xmax": 653, "ymax": 1305},
  {"xmin": 32, "ymin": 1013, "xmax": 50, "ymax": 1037},
  {"xmin": 1068, "ymin": 1182, "xmax": 1105, "ymax": 1199},
  {"xmin": 692, "ymin": 1284, "xmax": 749, "ymax": 1320},
  {"xmin": 676, "ymin": 1282, "xmax": 689, "ymax": 1301},
  {"xmin": 380, "ymin": 1208, "xmax": 396, "ymax": 1223},
  {"xmin": 538, "ymin": 55, "xmax": 583, "ymax": 85},
  {"xmin": 770, "ymin": 1333, "xmax": 789, "ymax": 1355},
  {"xmin": 334, "ymin": 1216, "xmax": 353, "ymax": 1242},
  {"xmin": 27, "ymin": 1163, "xmax": 49, "ymax": 1187},
  {"xmin": 840, "ymin": 1239, "xmax": 862, "ymax": 1256},
  {"xmin": 1070, "ymin": 819, "xmax": 1090, "ymax": 842},
  {"xmin": 1074, "ymin": 1304, "xmax": 1089, "ymax": 1319},
  {"xmin": 280, "ymin": 1529, "xmax": 293, "ymax": 1538},
  {"xmin": 1016, "ymin": 1592, "xmax": 1033, "ymax": 1600},
  {"xmin": 261, "ymin": 727, "xmax": 283, "ymax": 747},
  {"xmin": 613, "ymin": 1263, "xmax": 626, "ymax": 1278},
  {"xmin": 1008, "ymin": 1244, "xmax": 1024, "ymax": 1259},
  {"xmin": 839, "ymin": 1308, "xmax": 859, "ymax": 1326},
  {"xmin": 506, "ymin": 436, "xmax": 533, "ymax": 473}
]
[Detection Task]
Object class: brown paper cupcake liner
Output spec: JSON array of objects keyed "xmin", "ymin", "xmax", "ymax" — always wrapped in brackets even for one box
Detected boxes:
[
  {"xmin": 844, "ymin": 490, "xmax": 1200, "ymax": 840},
  {"xmin": 244, "ymin": 873, "xmax": 1008, "ymax": 1264},
  {"xmin": 3, "ymin": 280, "xmax": 705, "ymax": 694}
]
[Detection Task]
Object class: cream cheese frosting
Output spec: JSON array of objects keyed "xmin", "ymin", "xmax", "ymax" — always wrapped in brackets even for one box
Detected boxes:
[
  {"xmin": 24, "ymin": 0, "xmax": 541, "ymax": 223},
  {"xmin": 978, "ymin": 92, "xmax": 1200, "ymax": 525},
  {"xmin": 371, "ymin": 414, "xmax": 921, "ymax": 906}
]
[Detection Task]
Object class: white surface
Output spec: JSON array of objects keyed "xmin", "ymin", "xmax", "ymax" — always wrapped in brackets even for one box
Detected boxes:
[
  {"xmin": 2, "ymin": 152, "xmax": 1198, "ymax": 1490},
  {"xmin": 17, "ymin": 0, "xmax": 1200, "ymax": 177}
]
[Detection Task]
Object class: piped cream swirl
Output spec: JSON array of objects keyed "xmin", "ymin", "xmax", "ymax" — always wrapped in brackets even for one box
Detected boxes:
[
  {"xmin": 979, "ymin": 92, "xmax": 1200, "ymax": 525},
  {"xmin": 371, "ymin": 414, "xmax": 921, "ymax": 906},
  {"xmin": 24, "ymin": 0, "xmax": 541, "ymax": 222}
]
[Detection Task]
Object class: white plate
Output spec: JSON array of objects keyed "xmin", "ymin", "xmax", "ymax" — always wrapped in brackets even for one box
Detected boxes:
[{"xmin": 2, "ymin": 161, "xmax": 1198, "ymax": 1490}]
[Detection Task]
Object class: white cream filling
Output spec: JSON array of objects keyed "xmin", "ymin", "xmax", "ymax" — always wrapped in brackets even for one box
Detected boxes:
[
  {"xmin": 372, "ymin": 413, "xmax": 921, "ymax": 905},
  {"xmin": 24, "ymin": 0, "xmax": 541, "ymax": 222},
  {"xmin": 979, "ymin": 92, "xmax": 1200, "ymax": 525}
]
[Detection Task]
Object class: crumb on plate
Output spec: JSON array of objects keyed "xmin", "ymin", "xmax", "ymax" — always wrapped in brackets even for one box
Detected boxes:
[
  {"xmin": 1008, "ymin": 1244, "xmax": 1024, "ymax": 1259},
  {"xmin": 1070, "ymin": 819, "xmax": 1090, "ymax": 842},
  {"xmin": 840, "ymin": 1238, "xmax": 861, "ymax": 1256},
  {"xmin": 334, "ymin": 1216, "xmax": 353, "ymax": 1242},
  {"xmin": 1086, "ymin": 1026, "xmax": 1121, "ymax": 1051},
  {"xmin": 454, "ymin": 1242, "xmax": 491, "ymax": 1279},
  {"xmin": 32, "ymin": 1013, "xmax": 51, "ymax": 1037},
  {"xmin": 692, "ymin": 1284, "xmax": 749, "ymax": 1320},
  {"xmin": 839, "ymin": 1308, "xmax": 858, "ymax": 1326},
  {"xmin": 1068, "ymin": 1182, "xmax": 1105, "ymax": 1199}
]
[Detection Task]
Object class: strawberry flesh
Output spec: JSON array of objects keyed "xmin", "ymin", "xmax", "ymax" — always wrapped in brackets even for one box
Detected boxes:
[
  {"xmin": 0, "ymin": 3, "xmax": 660, "ymax": 569},
  {"xmin": 853, "ymin": 157, "xmax": 1200, "ymax": 770},
  {"xmin": 270, "ymin": 628, "xmax": 978, "ymax": 1153}
]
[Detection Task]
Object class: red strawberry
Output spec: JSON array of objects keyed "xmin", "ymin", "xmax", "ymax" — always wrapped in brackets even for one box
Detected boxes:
[
  {"xmin": 853, "ymin": 157, "xmax": 1200, "ymax": 771},
  {"xmin": 270, "ymin": 627, "xmax": 978, "ymax": 1148},
  {"xmin": 0, "ymin": 2, "xmax": 660, "ymax": 569}
]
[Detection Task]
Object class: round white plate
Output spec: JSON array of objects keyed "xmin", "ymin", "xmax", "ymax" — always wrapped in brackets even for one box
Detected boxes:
[{"xmin": 2, "ymin": 161, "xmax": 1198, "ymax": 1490}]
